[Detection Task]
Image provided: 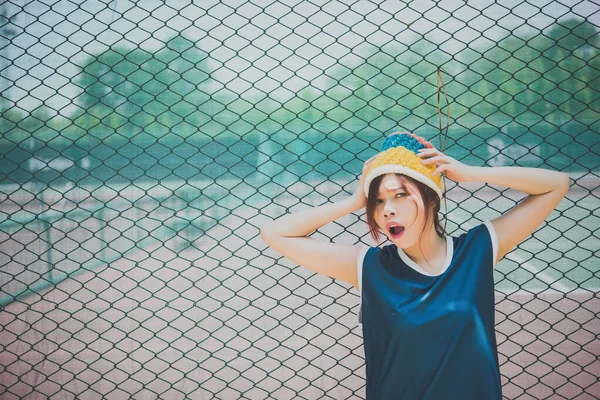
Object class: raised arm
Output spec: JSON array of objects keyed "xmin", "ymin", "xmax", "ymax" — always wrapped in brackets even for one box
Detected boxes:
[
  {"xmin": 418, "ymin": 147, "xmax": 570, "ymax": 265},
  {"xmin": 260, "ymin": 198, "xmax": 362, "ymax": 289},
  {"xmin": 466, "ymin": 166, "xmax": 570, "ymax": 264},
  {"xmin": 260, "ymin": 156, "xmax": 378, "ymax": 289}
]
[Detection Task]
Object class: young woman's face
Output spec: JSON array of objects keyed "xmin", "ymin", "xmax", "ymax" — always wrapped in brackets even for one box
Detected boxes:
[{"xmin": 373, "ymin": 174, "xmax": 425, "ymax": 245}]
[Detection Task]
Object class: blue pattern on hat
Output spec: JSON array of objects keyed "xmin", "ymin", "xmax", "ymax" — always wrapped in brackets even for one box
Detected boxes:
[{"xmin": 381, "ymin": 133, "xmax": 426, "ymax": 153}]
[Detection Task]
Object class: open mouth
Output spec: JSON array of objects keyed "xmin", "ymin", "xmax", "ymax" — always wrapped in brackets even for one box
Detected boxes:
[{"xmin": 389, "ymin": 225, "xmax": 405, "ymax": 239}]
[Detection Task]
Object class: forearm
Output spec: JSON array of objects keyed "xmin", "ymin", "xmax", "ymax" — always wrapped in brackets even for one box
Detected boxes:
[
  {"xmin": 260, "ymin": 198, "xmax": 359, "ymax": 238},
  {"xmin": 467, "ymin": 166, "xmax": 570, "ymax": 195}
]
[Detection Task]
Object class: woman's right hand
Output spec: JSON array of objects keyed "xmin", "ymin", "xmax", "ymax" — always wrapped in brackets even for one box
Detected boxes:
[{"xmin": 349, "ymin": 154, "xmax": 378, "ymax": 210}]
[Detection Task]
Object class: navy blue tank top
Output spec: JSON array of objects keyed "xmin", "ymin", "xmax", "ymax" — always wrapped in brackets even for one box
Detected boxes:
[{"xmin": 357, "ymin": 221, "xmax": 502, "ymax": 399}]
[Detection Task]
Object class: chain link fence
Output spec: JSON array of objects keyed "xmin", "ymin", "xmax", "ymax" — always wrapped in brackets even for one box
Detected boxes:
[{"xmin": 1, "ymin": 0, "xmax": 599, "ymax": 399}]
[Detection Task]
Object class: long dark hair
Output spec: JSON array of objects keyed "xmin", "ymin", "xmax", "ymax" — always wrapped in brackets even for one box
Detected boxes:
[{"xmin": 365, "ymin": 173, "xmax": 447, "ymax": 244}]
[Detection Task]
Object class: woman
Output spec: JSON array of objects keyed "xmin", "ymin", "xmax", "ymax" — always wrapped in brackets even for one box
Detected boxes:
[{"xmin": 260, "ymin": 132, "xmax": 570, "ymax": 399}]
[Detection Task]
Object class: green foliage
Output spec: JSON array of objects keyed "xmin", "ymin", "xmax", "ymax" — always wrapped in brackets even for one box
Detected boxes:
[
  {"xmin": 1, "ymin": 18, "xmax": 598, "ymax": 182},
  {"xmin": 65, "ymin": 20, "xmax": 600, "ymax": 139}
]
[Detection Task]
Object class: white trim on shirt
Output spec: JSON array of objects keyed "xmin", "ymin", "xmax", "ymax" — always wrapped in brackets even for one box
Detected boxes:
[
  {"xmin": 397, "ymin": 236, "xmax": 453, "ymax": 277},
  {"xmin": 357, "ymin": 245, "xmax": 369, "ymax": 299},
  {"xmin": 357, "ymin": 245, "xmax": 369, "ymax": 327},
  {"xmin": 483, "ymin": 220, "xmax": 499, "ymax": 268}
]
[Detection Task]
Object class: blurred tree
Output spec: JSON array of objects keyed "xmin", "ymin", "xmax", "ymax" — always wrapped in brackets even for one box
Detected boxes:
[
  {"xmin": 1, "ymin": 7, "xmax": 18, "ymax": 116},
  {"xmin": 482, "ymin": 18, "xmax": 600, "ymax": 125},
  {"xmin": 542, "ymin": 19, "xmax": 600, "ymax": 122},
  {"xmin": 325, "ymin": 39, "xmax": 433, "ymax": 132},
  {"xmin": 74, "ymin": 34, "xmax": 217, "ymax": 142}
]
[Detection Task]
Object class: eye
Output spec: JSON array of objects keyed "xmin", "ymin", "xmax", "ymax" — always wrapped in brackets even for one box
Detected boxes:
[{"xmin": 376, "ymin": 192, "xmax": 406, "ymax": 204}]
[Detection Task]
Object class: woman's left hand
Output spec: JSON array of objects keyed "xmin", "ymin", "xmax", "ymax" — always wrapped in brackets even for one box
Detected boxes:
[{"xmin": 418, "ymin": 147, "xmax": 477, "ymax": 183}]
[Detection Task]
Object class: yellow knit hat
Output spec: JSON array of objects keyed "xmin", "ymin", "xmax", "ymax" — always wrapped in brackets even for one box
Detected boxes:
[{"xmin": 364, "ymin": 132, "xmax": 443, "ymax": 198}]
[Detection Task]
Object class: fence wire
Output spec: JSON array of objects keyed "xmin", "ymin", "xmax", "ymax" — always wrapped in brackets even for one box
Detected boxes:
[{"xmin": 0, "ymin": 1, "xmax": 599, "ymax": 399}]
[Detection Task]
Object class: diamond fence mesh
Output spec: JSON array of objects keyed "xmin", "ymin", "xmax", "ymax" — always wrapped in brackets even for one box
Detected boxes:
[{"xmin": 0, "ymin": 0, "xmax": 599, "ymax": 399}]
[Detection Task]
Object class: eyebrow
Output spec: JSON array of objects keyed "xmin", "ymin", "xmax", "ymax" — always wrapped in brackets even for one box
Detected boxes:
[{"xmin": 377, "ymin": 187, "xmax": 405, "ymax": 195}]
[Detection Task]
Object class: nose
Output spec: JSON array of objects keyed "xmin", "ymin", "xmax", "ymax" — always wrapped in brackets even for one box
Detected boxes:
[{"xmin": 383, "ymin": 202, "xmax": 396, "ymax": 217}]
